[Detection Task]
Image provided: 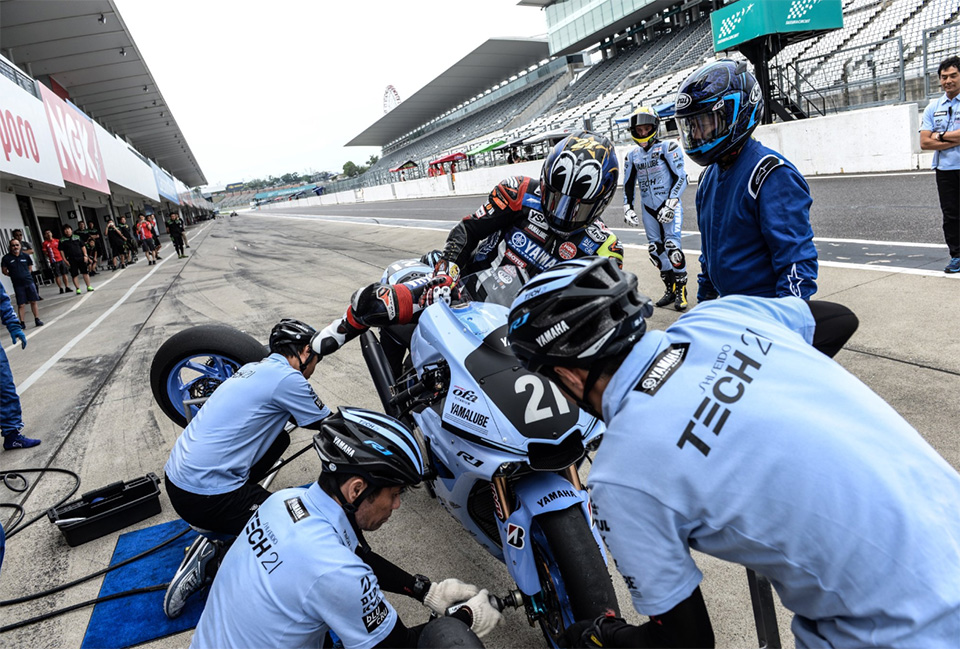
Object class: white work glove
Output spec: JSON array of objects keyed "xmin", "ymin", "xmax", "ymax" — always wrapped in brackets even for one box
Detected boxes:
[
  {"xmin": 462, "ymin": 589, "xmax": 504, "ymax": 638},
  {"xmin": 656, "ymin": 198, "xmax": 680, "ymax": 225},
  {"xmin": 422, "ymin": 578, "xmax": 480, "ymax": 615},
  {"xmin": 623, "ymin": 205, "xmax": 639, "ymax": 227}
]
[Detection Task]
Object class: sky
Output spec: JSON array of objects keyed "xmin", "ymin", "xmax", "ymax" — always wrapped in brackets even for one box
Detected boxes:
[{"xmin": 114, "ymin": 0, "xmax": 549, "ymax": 190}]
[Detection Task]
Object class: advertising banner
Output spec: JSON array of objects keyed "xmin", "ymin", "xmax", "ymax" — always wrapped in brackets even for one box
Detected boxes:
[
  {"xmin": 0, "ymin": 74, "xmax": 65, "ymax": 187},
  {"xmin": 94, "ymin": 121, "xmax": 159, "ymax": 201},
  {"xmin": 712, "ymin": 0, "xmax": 843, "ymax": 51},
  {"xmin": 151, "ymin": 160, "xmax": 179, "ymax": 204},
  {"xmin": 38, "ymin": 83, "xmax": 110, "ymax": 193},
  {"xmin": 174, "ymin": 177, "xmax": 191, "ymax": 207}
]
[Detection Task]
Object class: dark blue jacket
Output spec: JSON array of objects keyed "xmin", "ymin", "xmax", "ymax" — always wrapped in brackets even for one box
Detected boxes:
[{"xmin": 695, "ymin": 138, "xmax": 818, "ymax": 301}]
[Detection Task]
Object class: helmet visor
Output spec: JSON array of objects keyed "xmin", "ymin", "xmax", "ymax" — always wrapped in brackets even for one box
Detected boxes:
[
  {"xmin": 677, "ymin": 111, "xmax": 730, "ymax": 151},
  {"xmin": 542, "ymin": 185, "xmax": 596, "ymax": 231}
]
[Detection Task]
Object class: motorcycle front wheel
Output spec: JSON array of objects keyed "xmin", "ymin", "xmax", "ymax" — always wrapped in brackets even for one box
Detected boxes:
[
  {"xmin": 531, "ymin": 506, "xmax": 620, "ymax": 647},
  {"xmin": 150, "ymin": 324, "xmax": 267, "ymax": 427}
]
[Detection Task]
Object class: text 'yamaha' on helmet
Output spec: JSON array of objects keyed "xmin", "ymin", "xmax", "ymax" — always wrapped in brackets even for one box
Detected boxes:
[
  {"xmin": 314, "ymin": 407, "xmax": 426, "ymax": 487},
  {"xmin": 540, "ymin": 130, "xmax": 619, "ymax": 234},
  {"xmin": 269, "ymin": 318, "xmax": 317, "ymax": 354},
  {"xmin": 506, "ymin": 257, "xmax": 653, "ymax": 373},
  {"xmin": 674, "ymin": 59, "xmax": 763, "ymax": 166},
  {"xmin": 629, "ymin": 106, "xmax": 660, "ymax": 146}
]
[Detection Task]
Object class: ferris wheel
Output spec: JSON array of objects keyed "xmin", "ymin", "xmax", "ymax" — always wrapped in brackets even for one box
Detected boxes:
[{"xmin": 383, "ymin": 85, "xmax": 401, "ymax": 114}]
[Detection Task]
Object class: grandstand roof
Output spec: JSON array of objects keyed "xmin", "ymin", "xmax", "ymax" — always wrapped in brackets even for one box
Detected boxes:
[
  {"xmin": 346, "ymin": 38, "xmax": 551, "ymax": 147},
  {"xmin": 552, "ymin": 0, "xmax": 678, "ymax": 56},
  {"xmin": 0, "ymin": 0, "xmax": 207, "ymax": 186}
]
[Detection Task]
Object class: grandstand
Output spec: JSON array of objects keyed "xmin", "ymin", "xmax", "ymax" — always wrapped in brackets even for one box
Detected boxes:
[{"xmin": 328, "ymin": 0, "xmax": 957, "ymax": 195}]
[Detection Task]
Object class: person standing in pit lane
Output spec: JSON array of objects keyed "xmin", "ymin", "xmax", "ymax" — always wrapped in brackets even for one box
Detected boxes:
[
  {"xmin": 0, "ymin": 283, "xmax": 39, "ymax": 450},
  {"xmin": 58, "ymin": 225, "xmax": 94, "ymax": 295},
  {"xmin": 674, "ymin": 59, "xmax": 818, "ymax": 303},
  {"xmin": 622, "ymin": 106, "xmax": 690, "ymax": 311}
]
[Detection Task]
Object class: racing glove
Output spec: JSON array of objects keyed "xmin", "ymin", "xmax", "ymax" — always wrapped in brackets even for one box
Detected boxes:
[
  {"xmin": 656, "ymin": 198, "xmax": 680, "ymax": 225},
  {"xmin": 419, "ymin": 274, "xmax": 456, "ymax": 308},
  {"xmin": 459, "ymin": 589, "xmax": 504, "ymax": 638},
  {"xmin": 7, "ymin": 324, "xmax": 26, "ymax": 349},
  {"xmin": 422, "ymin": 578, "xmax": 480, "ymax": 616},
  {"xmin": 623, "ymin": 204, "xmax": 639, "ymax": 227}
]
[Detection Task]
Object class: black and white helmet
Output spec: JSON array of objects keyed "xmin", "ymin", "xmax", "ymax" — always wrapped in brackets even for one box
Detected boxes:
[
  {"xmin": 507, "ymin": 258, "xmax": 653, "ymax": 373},
  {"xmin": 269, "ymin": 318, "xmax": 317, "ymax": 354},
  {"xmin": 314, "ymin": 407, "xmax": 426, "ymax": 488}
]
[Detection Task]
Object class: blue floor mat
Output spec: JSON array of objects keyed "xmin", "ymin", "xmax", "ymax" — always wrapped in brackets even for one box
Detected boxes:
[{"xmin": 82, "ymin": 519, "xmax": 208, "ymax": 649}]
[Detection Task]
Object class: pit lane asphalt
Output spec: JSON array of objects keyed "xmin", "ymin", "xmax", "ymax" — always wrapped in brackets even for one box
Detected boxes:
[
  {"xmin": 267, "ymin": 171, "xmax": 955, "ymax": 273},
  {"xmin": 0, "ymin": 197, "xmax": 957, "ymax": 648}
]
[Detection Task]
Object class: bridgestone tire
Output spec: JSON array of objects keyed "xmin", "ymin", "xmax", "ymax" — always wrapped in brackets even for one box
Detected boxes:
[{"xmin": 532, "ymin": 506, "xmax": 620, "ymax": 646}]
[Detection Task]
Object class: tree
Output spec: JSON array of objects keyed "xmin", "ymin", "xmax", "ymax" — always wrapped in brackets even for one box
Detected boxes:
[
  {"xmin": 343, "ymin": 161, "xmax": 362, "ymax": 178},
  {"xmin": 367, "ymin": 154, "xmax": 380, "ymax": 166}
]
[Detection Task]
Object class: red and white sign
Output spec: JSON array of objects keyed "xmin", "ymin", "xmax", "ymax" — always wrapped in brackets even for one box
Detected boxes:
[
  {"xmin": 39, "ymin": 83, "xmax": 109, "ymax": 193},
  {"xmin": 0, "ymin": 74, "xmax": 64, "ymax": 187},
  {"xmin": 558, "ymin": 241, "xmax": 577, "ymax": 260}
]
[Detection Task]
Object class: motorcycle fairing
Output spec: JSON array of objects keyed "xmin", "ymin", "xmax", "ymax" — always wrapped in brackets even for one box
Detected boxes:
[
  {"xmin": 414, "ymin": 302, "xmax": 590, "ymax": 454},
  {"xmin": 499, "ymin": 472, "xmax": 606, "ymax": 595}
]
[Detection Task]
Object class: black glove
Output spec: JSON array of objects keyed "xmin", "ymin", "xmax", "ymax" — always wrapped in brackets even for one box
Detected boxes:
[{"xmin": 562, "ymin": 612, "xmax": 629, "ymax": 648}]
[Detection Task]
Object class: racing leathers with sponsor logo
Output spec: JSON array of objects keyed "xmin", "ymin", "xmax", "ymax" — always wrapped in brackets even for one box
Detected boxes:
[
  {"xmin": 584, "ymin": 295, "xmax": 960, "ymax": 647},
  {"xmin": 622, "ymin": 140, "xmax": 688, "ymax": 310},
  {"xmin": 313, "ymin": 176, "xmax": 623, "ymax": 360}
]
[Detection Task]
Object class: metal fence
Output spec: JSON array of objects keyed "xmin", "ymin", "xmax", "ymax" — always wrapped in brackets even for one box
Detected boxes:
[
  {"xmin": 773, "ymin": 36, "xmax": 908, "ymax": 115},
  {"xmin": 923, "ymin": 22, "xmax": 960, "ymax": 96}
]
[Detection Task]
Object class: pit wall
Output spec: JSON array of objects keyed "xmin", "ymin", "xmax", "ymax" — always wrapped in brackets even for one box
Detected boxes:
[{"xmin": 262, "ymin": 103, "xmax": 932, "ymax": 210}]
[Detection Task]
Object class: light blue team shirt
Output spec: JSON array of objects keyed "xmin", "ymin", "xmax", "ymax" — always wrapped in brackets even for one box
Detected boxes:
[
  {"xmin": 590, "ymin": 295, "xmax": 960, "ymax": 647},
  {"xmin": 922, "ymin": 93, "xmax": 960, "ymax": 170},
  {"xmin": 165, "ymin": 354, "xmax": 330, "ymax": 495},
  {"xmin": 191, "ymin": 483, "xmax": 398, "ymax": 649}
]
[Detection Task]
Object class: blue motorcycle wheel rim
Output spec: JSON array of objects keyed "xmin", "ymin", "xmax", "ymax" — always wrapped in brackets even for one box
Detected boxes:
[
  {"xmin": 164, "ymin": 353, "xmax": 241, "ymax": 423},
  {"xmin": 531, "ymin": 524, "xmax": 576, "ymax": 647}
]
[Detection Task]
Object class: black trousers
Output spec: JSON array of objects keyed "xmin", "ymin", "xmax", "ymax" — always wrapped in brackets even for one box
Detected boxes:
[
  {"xmin": 165, "ymin": 430, "xmax": 290, "ymax": 536},
  {"xmin": 809, "ymin": 301, "xmax": 859, "ymax": 359},
  {"xmin": 936, "ymin": 168, "xmax": 960, "ymax": 258}
]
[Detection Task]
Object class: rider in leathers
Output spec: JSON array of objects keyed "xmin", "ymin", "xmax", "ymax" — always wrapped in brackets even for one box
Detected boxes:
[
  {"xmin": 314, "ymin": 131, "xmax": 624, "ymax": 358},
  {"xmin": 622, "ymin": 106, "xmax": 689, "ymax": 311}
]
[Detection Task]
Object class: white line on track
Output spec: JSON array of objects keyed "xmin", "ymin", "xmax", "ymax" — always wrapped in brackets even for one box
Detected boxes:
[
  {"xmin": 6, "ymin": 225, "xmax": 210, "ymax": 393},
  {"xmin": 263, "ymin": 212, "xmax": 958, "ymax": 278}
]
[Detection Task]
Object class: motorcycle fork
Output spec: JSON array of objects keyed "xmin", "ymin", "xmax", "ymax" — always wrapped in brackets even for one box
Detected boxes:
[
  {"xmin": 491, "ymin": 476, "xmax": 512, "ymax": 520},
  {"xmin": 561, "ymin": 464, "xmax": 583, "ymax": 491},
  {"xmin": 502, "ymin": 465, "xmax": 585, "ymax": 629}
]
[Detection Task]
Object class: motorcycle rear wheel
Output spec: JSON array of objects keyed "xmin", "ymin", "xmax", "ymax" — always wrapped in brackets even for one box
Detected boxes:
[
  {"xmin": 150, "ymin": 324, "xmax": 267, "ymax": 427},
  {"xmin": 531, "ymin": 506, "xmax": 620, "ymax": 647}
]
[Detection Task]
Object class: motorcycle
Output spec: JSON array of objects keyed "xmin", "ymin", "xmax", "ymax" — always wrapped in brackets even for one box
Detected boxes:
[{"xmin": 149, "ymin": 264, "xmax": 620, "ymax": 646}]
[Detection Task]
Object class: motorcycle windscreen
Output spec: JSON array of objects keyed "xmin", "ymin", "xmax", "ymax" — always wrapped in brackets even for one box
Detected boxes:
[{"xmin": 461, "ymin": 325, "xmax": 581, "ymax": 440}]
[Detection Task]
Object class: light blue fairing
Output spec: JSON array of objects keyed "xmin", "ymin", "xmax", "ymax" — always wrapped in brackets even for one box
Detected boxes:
[
  {"xmin": 410, "ymin": 293, "xmax": 607, "ymax": 592},
  {"xmin": 501, "ymin": 473, "xmax": 605, "ymax": 595}
]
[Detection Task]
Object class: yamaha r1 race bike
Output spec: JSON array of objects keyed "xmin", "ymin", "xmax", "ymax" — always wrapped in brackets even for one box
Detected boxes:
[{"xmin": 149, "ymin": 264, "xmax": 620, "ymax": 647}]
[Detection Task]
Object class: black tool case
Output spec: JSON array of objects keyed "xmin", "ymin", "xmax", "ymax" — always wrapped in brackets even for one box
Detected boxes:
[{"xmin": 47, "ymin": 473, "xmax": 162, "ymax": 547}]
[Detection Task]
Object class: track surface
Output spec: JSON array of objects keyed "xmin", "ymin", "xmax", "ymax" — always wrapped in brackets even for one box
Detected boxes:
[{"xmin": 268, "ymin": 171, "xmax": 953, "ymax": 271}]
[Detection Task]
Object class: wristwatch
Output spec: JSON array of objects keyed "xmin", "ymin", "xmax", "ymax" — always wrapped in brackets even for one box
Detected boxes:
[
  {"xmin": 938, "ymin": 131, "xmax": 946, "ymax": 142},
  {"xmin": 411, "ymin": 574, "xmax": 431, "ymax": 602}
]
